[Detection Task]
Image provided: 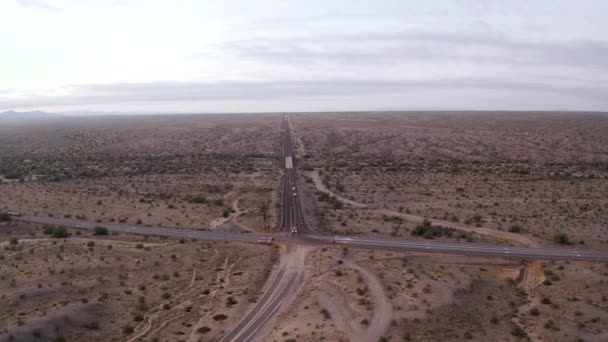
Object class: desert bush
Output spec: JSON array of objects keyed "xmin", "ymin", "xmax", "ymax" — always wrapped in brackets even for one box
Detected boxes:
[
  {"xmin": 0, "ymin": 212, "xmax": 10, "ymax": 222},
  {"xmin": 509, "ymin": 225, "xmax": 523, "ymax": 233},
  {"xmin": 320, "ymin": 308, "xmax": 330, "ymax": 319},
  {"xmin": 197, "ymin": 326, "xmax": 211, "ymax": 334},
  {"xmin": 52, "ymin": 226, "xmax": 70, "ymax": 238},
  {"xmin": 213, "ymin": 314, "xmax": 227, "ymax": 321},
  {"xmin": 43, "ymin": 224, "xmax": 55, "ymax": 235},
  {"xmin": 191, "ymin": 195, "xmax": 207, "ymax": 204},
  {"xmin": 511, "ymin": 326, "xmax": 527, "ymax": 338},
  {"xmin": 553, "ymin": 233, "xmax": 571, "ymax": 245},
  {"xmin": 84, "ymin": 321, "xmax": 100, "ymax": 330},
  {"xmin": 226, "ymin": 297, "xmax": 238, "ymax": 306},
  {"xmin": 93, "ymin": 226, "xmax": 108, "ymax": 236},
  {"xmin": 317, "ymin": 191, "xmax": 344, "ymax": 209},
  {"xmin": 411, "ymin": 219, "xmax": 447, "ymax": 239}
]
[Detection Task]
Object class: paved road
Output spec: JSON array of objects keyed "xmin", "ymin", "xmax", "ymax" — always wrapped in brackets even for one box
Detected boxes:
[
  {"xmin": 14, "ymin": 215, "xmax": 276, "ymax": 244},
  {"xmin": 13, "ymin": 215, "xmax": 608, "ymax": 262},
  {"xmin": 302, "ymin": 234, "xmax": 608, "ymax": 262},
  {"xmin": 220, "ymin": 113, "xmax": 305, "ymax": 342}
]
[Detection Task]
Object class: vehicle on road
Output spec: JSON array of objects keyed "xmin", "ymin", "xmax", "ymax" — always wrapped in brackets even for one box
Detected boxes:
[{"xmin": 7, "ymin": 211, "xmax": 21, "ymax": 216}]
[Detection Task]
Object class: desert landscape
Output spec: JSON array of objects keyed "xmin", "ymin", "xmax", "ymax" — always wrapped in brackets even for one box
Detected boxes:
[
  {"xmin": 0, "ymin": 221, "xmax": 278, "ymax": 342},
  {"xmin": 1, "ymin": 111, "xmax": 608, "ymax": 342},
  {"xmin": 0, "ymin": 115, "xmax": 283, "ymax": 233},
  {"xmin": 3, "ymin": 1, "xmax": 608, "ymax": 341},
  {"xmin": 290, "ymin": 112, "xmax": 608, "ymax": 250}
]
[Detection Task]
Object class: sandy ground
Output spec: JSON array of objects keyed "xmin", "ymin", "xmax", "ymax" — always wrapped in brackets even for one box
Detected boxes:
[
  {"xmin": 265, "ymin": 247, "xmax": 545, "ymax": 341},
  {"xmin": 0, "ymin": 221, "xmax": 278, "ymax": 342},
  {"xmin": 292, "ymin": 112, "xmax": 608, "ymax": 249},
  {"xmin": 307, "ymin": 169, "xmax": 537, "ymax": 247}
]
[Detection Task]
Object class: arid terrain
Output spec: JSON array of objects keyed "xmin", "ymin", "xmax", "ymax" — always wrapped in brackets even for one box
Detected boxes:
[
  {"xmin": 291, "ymin": 112, "xmax": 608, "ymax": 250},
  {"xmin": 0, "ymin": 222, "xmax": 278, "ymax": 342},
  {"xmin": 1, "ymin": 112, "xmax": 608, "ymax": 342},
  {"xmin": 0, "ymin": 115, "xmax": 283, "ymax": 233}
]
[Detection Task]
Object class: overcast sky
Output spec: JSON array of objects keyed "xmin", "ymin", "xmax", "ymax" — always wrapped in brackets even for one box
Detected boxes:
[{"xmin": 1, "ymin": 0, "xmax": 607, "ymax": 113}]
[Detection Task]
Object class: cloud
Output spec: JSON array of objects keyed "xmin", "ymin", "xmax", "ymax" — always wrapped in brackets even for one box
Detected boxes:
[
  {"xmin": 16, "ymin": 0, "xmax": 61, "ymax": 12},
  {"xmin": 1, "ymin": 78, "xmax": 606, "ymax": 111},
  {"xmin": 204, "ymin": 30, "xmax": 608, "ymax": 69}
]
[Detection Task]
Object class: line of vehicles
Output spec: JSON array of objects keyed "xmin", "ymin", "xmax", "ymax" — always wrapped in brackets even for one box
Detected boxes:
[{"xmin": 291, "ymin": 185, "xmax": 299, "ymax": 237}]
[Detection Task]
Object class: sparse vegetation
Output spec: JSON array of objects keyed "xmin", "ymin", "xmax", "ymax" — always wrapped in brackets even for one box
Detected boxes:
[
  {"xmin": 94, "ymin": 226, "xmax": 109, "ymax": 235},
  {"xmin": 553, "ymin": 233, "xmax": 571, "ymax": 245}
]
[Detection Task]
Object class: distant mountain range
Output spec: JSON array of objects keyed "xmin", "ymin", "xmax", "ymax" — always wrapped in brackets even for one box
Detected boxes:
[{"xmin": 0, "ymin": 110, "xmax": 64, "ymax": 123}]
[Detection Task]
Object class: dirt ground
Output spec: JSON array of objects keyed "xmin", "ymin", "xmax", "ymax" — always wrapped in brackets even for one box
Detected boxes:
[
  {"xmin": 0, "ymin": 114, "xmax": 284, "ymax": 233},
  {"xmin": 0, "ymin": 169, "xmax": 281, "ymax": 233},
  {"xmin": 0, "ymin": 221, "xmax": 278, "ymax": 342},
  {"xmin": 291, "ymin": 112, "xmax": 608, "ymax": 249},
  {"xmin": 265, "ymin": 247, "xmax": 608, "ymax": 342}
]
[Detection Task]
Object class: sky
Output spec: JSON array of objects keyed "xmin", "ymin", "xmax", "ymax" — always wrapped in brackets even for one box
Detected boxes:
[{"xmin": 1, "ymin": 0, "xmax": 607, "ymax": 114}]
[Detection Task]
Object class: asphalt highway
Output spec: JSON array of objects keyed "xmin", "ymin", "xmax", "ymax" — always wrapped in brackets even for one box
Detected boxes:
[
  {"xmin": 220, "ymin": 113, "xmax": 305, "ymax": 342},
  {"xmin": 302, "ymin": 234, "xmax": 608, "ymax": 262},
  {"xmin": 13, "ymin": 215, "xmax": 608, "ymax": 262},
  {"xmin": 14, "ymin": 215, "xmax": 275, "ymax": 244}
]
